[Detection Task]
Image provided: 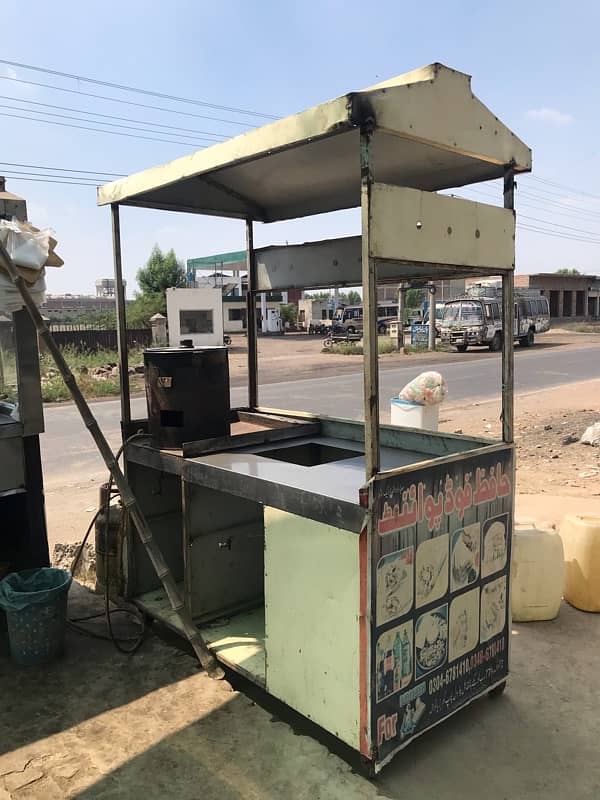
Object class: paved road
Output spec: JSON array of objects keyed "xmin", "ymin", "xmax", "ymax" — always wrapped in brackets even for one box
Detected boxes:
[{"xmin": 41, "ymin": 342, "xmax": 599, "ymax": 486}]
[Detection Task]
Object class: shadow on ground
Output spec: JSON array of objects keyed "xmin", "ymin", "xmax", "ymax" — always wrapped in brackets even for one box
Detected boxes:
[{"xmin": 2, "ymin": 587, "xmax": 600, "ymax": 799}]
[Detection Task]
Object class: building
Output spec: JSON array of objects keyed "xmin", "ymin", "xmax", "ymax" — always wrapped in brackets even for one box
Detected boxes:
[
  {"xmin": 514, "ymin": 274, "xmax": 600, "ymax": 319},
  {"xmin": 96, "ymin": 277, "xmax": 127, "ymax": 298},
  {"xmin": 166, "ymin": 287, "xmax": 224, "ymax": 347},
  {"xmin": 40, "ymin": 294, "xmax": 123, "ymax": 318},
  {"xmin": 187, "ymin": 250, "xmax": 302, "ymax": 333}
]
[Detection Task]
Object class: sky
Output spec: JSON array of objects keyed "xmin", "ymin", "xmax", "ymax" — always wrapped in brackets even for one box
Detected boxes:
[{"xmin": 2, "ymin": 0, "xmax": 600, "ymax": 296}]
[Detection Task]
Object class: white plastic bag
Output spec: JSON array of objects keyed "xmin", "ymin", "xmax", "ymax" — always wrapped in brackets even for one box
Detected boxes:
[
  {"xmin": 0, "ymin": 218, "xmax": 50, "ymax": 271},
  {"xmin": 581, "ymin": 422, "xmax": 600, "ymax": 447},
  {"xmin": 399, "ymin": 371, "xmax": 448, "ymax": 406}
]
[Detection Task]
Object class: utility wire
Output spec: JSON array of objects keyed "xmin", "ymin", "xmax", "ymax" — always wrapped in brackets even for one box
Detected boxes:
[
  {"xmin": 2, "ymin": 169, "xmax": 105, "ymax": 183},
  {"xmin": 0, "ymin": 175, "xmax": 100, "ymax": 186},
  {"xmin": 0, "ymin": 104, "xmax": 222, "ymax": 144},
  {"xmin": 0, "ymin": 161, "xmax": 125, "ymax": 177},
  {"xmin": 0, "ymin": 58, "xmax": 278, "ymax": 120},
  {"xmin": 0, "ymin": 95, "xmax": 227, "ymax": 139},
  {"xmin": 519, "ymin": 214, "xmax": 600, "ymax": 238},
  {"xmin": 518, "ymin": 223, "xmax": 600, "ymax": 244},
  {"xmin": 0, "ymin": 75, "xmax": 256, "ymax": 128},
  {"xmin": 0, "ymin": 110, "xmax": 209, "ymax": 148},
  {"xmin": 529, "ymin": 175, "xmax": 600, "ymax": 203}
]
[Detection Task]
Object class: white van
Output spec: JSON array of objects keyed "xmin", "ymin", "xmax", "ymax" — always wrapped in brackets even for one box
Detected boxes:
[{"xmin": 439, "ymin": 294, "xmax": 550, "ymax": 352}]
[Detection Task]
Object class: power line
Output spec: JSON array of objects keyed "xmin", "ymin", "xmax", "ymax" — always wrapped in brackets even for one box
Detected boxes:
[
  {"xmin": 2, "ymin": 169, "xmax": 104, "ymax": 183},
  {"xmin": 0, "ymin": 175, "xmax": 99, "ymax": 187},
  {"xmin": 0, "ymin": 161, "xmax": 125, "ymax": 177},
  {"xmin": 0, "ymin": 110, "xmax": 209, "ymax": 148},
  {"xmin": 518, "ymin": 223, "xmax": 600, "ymax": 244},
  {"xmin": 529, "ymin": 175, "xmax": 600, "ymax": 203},
  {"xmin": 0, "ymin": 95, "xmax": 228, "ymax": 140},
  {"xmin": 0, "ymin": 75, "xmax": 256, "ymax": 128},
  {"xmin": 0, "ymin": 59, "xmax": 278, "ymax": 120},
  {"xmin": 518, "ymin": 186, "xmax": 600, "ymax": 218},
  {"xmin": 0, "ymin": 103, "xmax": 222, "ymax": 144}
]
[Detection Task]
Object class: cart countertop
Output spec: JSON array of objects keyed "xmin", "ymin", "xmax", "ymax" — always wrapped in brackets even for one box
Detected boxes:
[
  {"xmin": 191, "ymin": 435, "xmax": 428, "ymax": 503},
  {"xmin": 125, "ymin": 421, "xmax": 498, "ymax": 532}
]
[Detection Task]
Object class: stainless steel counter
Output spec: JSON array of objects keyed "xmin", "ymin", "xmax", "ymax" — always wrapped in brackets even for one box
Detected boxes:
[
  {"xmin": 192, "ymin": 435, "xmax": 427, "ymax": 506},
  {"xmin": 125, "ymin": 421, "xmax": 483, "ymax": 532}
]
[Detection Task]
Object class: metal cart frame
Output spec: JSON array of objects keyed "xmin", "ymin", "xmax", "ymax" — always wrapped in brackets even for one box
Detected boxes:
[{"xmin": 98, "ymin": 63, "xmax": 531, "ymax": 772}]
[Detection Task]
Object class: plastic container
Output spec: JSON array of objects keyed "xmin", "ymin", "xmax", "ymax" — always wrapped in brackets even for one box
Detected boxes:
[
  {"xmin": 390, "ymin": 398, "xmax": 439, "ymax": 431},
  {"xmin": 511, "ymin": 527, "xmax": 564, "ymax": 621},
  {"xmin": 0, "ymin": 568, "xmax": 72, "ymax": 665},
  {"xmin": 560, "ymin": 514, "xmax": 600, "ymax": 612}
]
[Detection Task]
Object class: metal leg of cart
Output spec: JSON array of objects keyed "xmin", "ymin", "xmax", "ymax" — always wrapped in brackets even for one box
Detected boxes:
[{"xmin": 0, "ymin": 239, "xmax": 224, "ymax": 679}]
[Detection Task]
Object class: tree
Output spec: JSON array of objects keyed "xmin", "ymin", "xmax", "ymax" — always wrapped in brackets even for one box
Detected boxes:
[
  {"xmin": 341, "ymin": 289, "xmax": 361, "ymax": 305},
  {"xmin": 279, "ymin": 303, "xmax": 297, "ymax": 327},
  {"xmin": 555, "ymin": 268, "xmax": 581, "ymax": 275},
  {"xmin": 136, "ymin": 245, "xmax": 186, "ymax": 295},
  {"xmin": 127, "ymin": 292, "xmax": 166, "ymax": 328},
  {"xmin": 405, "ymin": 288, "xmax": 425, "ymax": 308}
]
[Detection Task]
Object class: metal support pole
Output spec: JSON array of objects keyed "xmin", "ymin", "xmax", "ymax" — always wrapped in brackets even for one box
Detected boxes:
[
  {"xmin": 245, "ymin": 219, "xmax": 258, "ymax": 409},
  {"xmin": 502, "ymin": 167, "xmax": 515, "ymax": 444},
  {"xmin": 428, "ymin": 287, "xmax": 436, "ymax": 351},
  {"xmin": 360, "ymin": 129, "xmax": 380, "ymax": 478},
  {"xmin": 111, "ymin": 204, "xmax": 130, "ymax": 436},
  {"xmin": 396, "ymin": 284, "xmax": 406, "ymax": 353}
]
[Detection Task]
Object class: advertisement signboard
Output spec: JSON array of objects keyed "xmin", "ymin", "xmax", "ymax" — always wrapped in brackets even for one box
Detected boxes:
[
  {"xmin": 410, "ymin": 323, "xmax": 429, "ymax": 346},
  {"xmin": 370, "ymin": 447, "xmax": 513, "ymax": 768}
]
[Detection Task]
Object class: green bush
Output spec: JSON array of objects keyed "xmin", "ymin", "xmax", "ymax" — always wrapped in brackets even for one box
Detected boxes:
[{"xmin": 323, "ymin": 338, "xmax": 400, "ymax": 356}]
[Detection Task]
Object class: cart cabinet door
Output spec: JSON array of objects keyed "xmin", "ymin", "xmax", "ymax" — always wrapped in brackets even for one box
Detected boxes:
[
  {"xmin": 264, "ymin": 507, "xmax": 361, "ymax": 751},
  {"xmin": 369, "ymin": 446, "xmax": 514, "ymax": 770}
]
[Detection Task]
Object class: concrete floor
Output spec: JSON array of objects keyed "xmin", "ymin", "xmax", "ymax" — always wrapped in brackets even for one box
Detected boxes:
[{"xmin": 1, "ymin": 584, "xmax": 599, "ymax": 800}]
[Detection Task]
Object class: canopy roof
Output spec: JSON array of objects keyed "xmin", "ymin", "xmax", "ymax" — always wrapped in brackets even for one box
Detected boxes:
[{"xmin": 97, "ymin": 63, "xmax": 531, "ymax": 222}]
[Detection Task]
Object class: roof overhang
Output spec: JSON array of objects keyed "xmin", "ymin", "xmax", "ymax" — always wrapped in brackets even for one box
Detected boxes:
[{"xmin": 97, "ymin": 63, "xmax": 531, "ymax": 222}]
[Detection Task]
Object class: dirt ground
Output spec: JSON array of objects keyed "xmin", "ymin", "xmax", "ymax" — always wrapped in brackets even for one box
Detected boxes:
[
  {"xmin": 438, "ymin": 378, "xmax": 600, "ymax": 525},
  {"xmin": 3, "ymin": 333, "xmax": 600, "ymax": 798},
  {"xmin": 1, "ymin": 582, "xmax": 600, "ymax": 799}
]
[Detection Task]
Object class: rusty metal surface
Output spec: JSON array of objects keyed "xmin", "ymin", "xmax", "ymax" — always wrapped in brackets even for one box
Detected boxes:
[
  {"xmin": 144, "ymin": 346, "xmax": 231, "ymax": 448},
  {"xmin": 97, "ymin": 64, "xmax": 531, "ymax": 221}
]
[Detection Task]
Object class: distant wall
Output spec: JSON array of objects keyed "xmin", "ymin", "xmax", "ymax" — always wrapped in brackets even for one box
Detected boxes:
[{"xmin": 45, "ymin": 326, "xmax": 151, "ymax": 352}]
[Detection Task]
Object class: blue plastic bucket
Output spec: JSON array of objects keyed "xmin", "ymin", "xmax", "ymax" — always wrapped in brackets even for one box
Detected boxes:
[{"xmin": 0, "ymin": 568, "xmax": 72, "ymax": 665}]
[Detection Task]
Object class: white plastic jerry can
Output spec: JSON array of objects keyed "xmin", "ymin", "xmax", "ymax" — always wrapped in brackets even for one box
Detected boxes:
[
  {"xmin": 560, "ymin": 514, "xmax": 600, "ymax": 612},
  {"xmin": 511, "ymin": 527, "xmax": 564, "ymax": 622}
]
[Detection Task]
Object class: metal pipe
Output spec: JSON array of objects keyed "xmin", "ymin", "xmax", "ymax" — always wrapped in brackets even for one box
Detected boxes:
[
  {"xmin": 428, "ymin": 286, "xmax": 436, "ymax": 351},
  {"xmin": 360, "ymin": 129, "xmax": 380, "ymax": 478},
  {"xmin": 245, "ymin": 219, "xmax": 258, "ymax": 408},
  {"xmin": 396, "ymin": 284, "xmax": 406, "ymax": 353},
  {"xmin": 111, "ymin": 204, "xmax": 131, "ymax": 435},
  {"xmin": 502, "ymin": 167, "xmax": 515, "ymax": 443}
]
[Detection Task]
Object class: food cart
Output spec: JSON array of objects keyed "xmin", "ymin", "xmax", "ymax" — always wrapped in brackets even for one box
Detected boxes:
[{"xmin": 97, "ymin": 63, "xmax": 530, "ymax": 773}]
